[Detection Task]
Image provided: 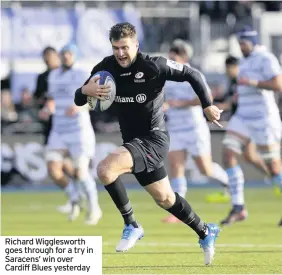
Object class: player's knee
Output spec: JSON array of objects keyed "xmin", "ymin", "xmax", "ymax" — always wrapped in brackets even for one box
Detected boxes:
[
  {"xmin": 97, "ymin": 160, "xmax": 117, "ymax": 185},
  {"xmin": 268, "ymin": 160, "xmax": 282, "ymax": 176},
  {"xmin": 47, "ymin": 162, "xmax": 63, "ymax": 181},
  {"xmin": 73, "ymin": 156, "xmax": 90, "ymax": 181},
  {"xmin": 223, "ymin": 147, "xmax": 238, "ymax": 168},
  {"xmin": 198, "ymin": 164, "xmax": 213, "ymax": 177},
  {"xmin": 259, "ymin": 148, "xmax": 281, "ymax": 175},
  {"xmin": 153, "ymin": 190, "xmax": 175, "ymax": 209},
  {"xmin": 243, "ymin": 151, "xmax": 253, "ymax": 162},
  {"xmin": 222, "ymin": 134, "xmax": 243, "ymax": 167}
]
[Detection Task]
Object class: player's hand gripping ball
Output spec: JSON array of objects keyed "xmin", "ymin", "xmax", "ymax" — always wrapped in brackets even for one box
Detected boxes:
[{"xmin": 87, "ymin": 71, "xmax": 116, "ymax": 111}]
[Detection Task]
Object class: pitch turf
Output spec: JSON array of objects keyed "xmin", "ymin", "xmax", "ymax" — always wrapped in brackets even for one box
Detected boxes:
[{"xmin": 1, "ymin": 188, "xmax": 282, "ymax": 274}]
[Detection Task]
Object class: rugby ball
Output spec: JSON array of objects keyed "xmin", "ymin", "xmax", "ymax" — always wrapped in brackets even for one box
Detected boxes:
[{"xmin": 87, "ymin": 71, "xmax": 116, "ymax": 111}]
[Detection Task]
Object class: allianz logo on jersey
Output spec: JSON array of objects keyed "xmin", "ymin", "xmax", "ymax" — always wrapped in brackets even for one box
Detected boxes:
[{"xmin": 115, "ymin": 94, "xmax": 147, "ymax": 103}]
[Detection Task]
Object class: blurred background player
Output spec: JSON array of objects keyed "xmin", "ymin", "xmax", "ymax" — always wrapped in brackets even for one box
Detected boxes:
[
  {"xmin": 210, "ymin": 55, "xmax": 271, "ymax": 202},
  {"xmin": 221, "ymin": 26, "xmax": 282, "ymax": 226},
  {"xmin": 34, "ymin": 46, "xmax": 76, "ymax": 214},
  {"xmin": 162, "ymin": 40, "xmax": 229, "ymax": 223},
  {"xmin": 40, "ymin": 44, "xmax": 102, "ymax": 225}
]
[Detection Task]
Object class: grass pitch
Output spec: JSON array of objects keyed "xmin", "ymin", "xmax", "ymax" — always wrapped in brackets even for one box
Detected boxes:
[{"xmin": 1, "ymin": 188, "xmax": 282, "ymax": 274}]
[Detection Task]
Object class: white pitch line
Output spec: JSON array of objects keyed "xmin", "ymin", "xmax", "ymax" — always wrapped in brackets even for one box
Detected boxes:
[{"xmin": 103, "ymin": 242, "xmax": 282, "ymax": 248}]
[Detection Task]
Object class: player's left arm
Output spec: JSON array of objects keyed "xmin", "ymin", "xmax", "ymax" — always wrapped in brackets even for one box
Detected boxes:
[
  {"xmin": 156, "ymin": 57, "xmax": 212, "ymax": 108},
  {"xmin": 238, "ymin": 54, "xmax": 282, "ymax": 91},
  {"xmin": 156, "ymin": 57, "xmax": 222, "ymax": 127}
]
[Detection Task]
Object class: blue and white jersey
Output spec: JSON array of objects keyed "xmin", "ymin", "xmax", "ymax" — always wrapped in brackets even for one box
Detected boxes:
[
  {"xmin": 48, "ymin": 66, "xmax": 92, "ymax": 135},
  {"xmin": 164, "ymin": 64, "xmax": 210, "ymax": 132},
  {"xmin": 237, "ymin": 47, "xmax": 281, "ymax": 119}
]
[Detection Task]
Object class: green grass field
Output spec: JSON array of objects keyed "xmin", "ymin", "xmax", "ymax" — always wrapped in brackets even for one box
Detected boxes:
[{"xmin": 1, "ymin": 188, "xmax": 282, "ymax": 274}]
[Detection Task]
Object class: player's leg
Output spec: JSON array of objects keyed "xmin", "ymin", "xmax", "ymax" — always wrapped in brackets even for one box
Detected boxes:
[
  {"xmin": 243, "ymin": 142, "xmax": 270, "ymax": 177},
  {"xmin": 220, "ymin": 116, "xmax": 250, "ymax": 225},
  {"xmin": 194, "ymin": 154, "xmax": 230, "ymax": 203},
  {"xmin": 97, "ymin": 145, "xmax": 144, "ymax": 251},
  {"xmin": 46, "ymin": 131, "xmax": 79, "ymax": 211},
  {"xmin": 72, "ymin": 154, "xmax": 102, "ymax": 224},
  {"xmin": 249, "ymin": 115, "xmax": 282, "ymax": 225},
  {"xmin": 69, "ymin": 134, "xmax": 101, "ymax": 224},
  {"xmin": 134, "ymin": 131, "xmax": 219, "ymax": 265},
  {"xmin": 186, "ymin": 125, "xmax": 229, "ymax": 203},
  {"xmin": 246, "ymin": 114, "xmax": 282, "ymax": 199},
  {"xmin": 140, "ymin": 173, "xmax": 220, "ymax": 265},
  {"xmin": 56, "ymin": 157, "xmax": 76, "ymax": 214},
  {"xmin": 162, "ymin": 132, "xmax": 187, "ymax": 223}
]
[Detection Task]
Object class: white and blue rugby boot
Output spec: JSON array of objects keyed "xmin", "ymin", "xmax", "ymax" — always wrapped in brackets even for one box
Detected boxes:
[
  {"xmin": 198, "ymin": 223, "xmax": 220, "ymax": 265},
  {"xmin": 116, "ymin": 224, "xmax": 144, "ymax": 252}
]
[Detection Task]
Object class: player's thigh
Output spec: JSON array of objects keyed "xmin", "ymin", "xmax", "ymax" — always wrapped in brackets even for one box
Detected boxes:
[
  {"xmin": 223, "ymin": 116, "xmax": 250, "ymax": 153},
  {"xmin": 62, "ymin": 157, "xmax": 75, "ymax": 177},
  {"xmin": 186, "ymin": 123, "xmax": 211, "ymax": 157},
  {"xmin": 184, "ymin": 124, "xmax": 212, "ymax": 175},
  {"xmin": 222, "ymin": 116, "xmax": 250, "ymax": 165},
  {"xmin": 243, "ymin": 142, "xmax": 259, "ymax": 162},
  {"xmin": 97, "ymin": 146, "xmax": 134, "ymax": 180},
  {"xmin": 67, "ymin": 136, "xmax": 96, "ymax": 179},
  {"xmin": 248, "ymin": 115, "xmax": 281, "ymax": 148},
  {"xmin": 253, "ymin": 116, "xmax": 282, "ymax": 173},
  {"xmin": 124, "ymin": 130, "xmax": 170, "ymax": 174},
  {"xmin": 45, "ymin": 131, "xmax": 67, "ymax": 169}
]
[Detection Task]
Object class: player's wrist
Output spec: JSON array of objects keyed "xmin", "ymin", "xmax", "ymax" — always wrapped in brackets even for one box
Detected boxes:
[{"xmin": 202, "ymin": 102, "xmax": 212, "ymax": 110}]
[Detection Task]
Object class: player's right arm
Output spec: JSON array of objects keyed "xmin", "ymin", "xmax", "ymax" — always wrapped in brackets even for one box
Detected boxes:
[{"xmin": 74, "ymin": 59, "xmax": 111, "ymax": 106}]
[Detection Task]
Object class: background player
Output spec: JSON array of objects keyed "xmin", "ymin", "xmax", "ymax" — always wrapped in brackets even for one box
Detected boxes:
[
  {"xmin": 75, "ymin": 22, "xmax": 222, "ymax": 265},
  {"xmin": 221, "ymin": 26, "xmax": 282, "ymax": 226},
  {"xmin": 41, "ymin": 44, "xmax": 102, "ymax": 225},
  {"xmin": 162, "ymin": 40, "xmax": 229, "ymax": 224},
  {"xmin": 35, "ymin": 47, "xmax": 76, "ymax": 213}
]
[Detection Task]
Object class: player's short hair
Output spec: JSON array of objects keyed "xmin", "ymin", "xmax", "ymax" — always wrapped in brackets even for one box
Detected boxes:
[
  {"xmin": 42, "ymin": 46, "xmax": 56, "ymax": 56},
  {"xmin": 169, "ymin": 39, "xmax": 193, "ymax": 59},
  {"xmin": 109, "ymin": 22, "xmax": 137, "ymax": 41},
  {"xmin": 225, "ymin": 55, "xmax": 239, "ymax": 66}
]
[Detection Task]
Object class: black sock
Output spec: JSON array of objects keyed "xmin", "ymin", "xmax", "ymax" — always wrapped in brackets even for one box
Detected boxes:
[
  {"xmin": 166, "ymin": 192, "xmax": 208, "ymax": 239},
  {"xmin": 104, "ymin": 177, "xmax": 138, "ymax": 228}
]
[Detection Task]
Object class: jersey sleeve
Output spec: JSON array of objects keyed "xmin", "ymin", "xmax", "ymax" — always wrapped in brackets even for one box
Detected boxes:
[
  {"xmin": 262, "ymin": 54, "xmax": 281, "ymax": 80},
  {"xmin": 46, "ymin": 72, "xmax": 55, "ymax": 100},
  {"xmin": 33, "ymin": 73, "xmax": 46, "ymax": 100},
  {"xmin": 156, "ymin": 56, "xmax": 212, "ymax": 108},
  {"xmin": 74, "ymin": 59, "xmax": 106, "ymax": 106}
]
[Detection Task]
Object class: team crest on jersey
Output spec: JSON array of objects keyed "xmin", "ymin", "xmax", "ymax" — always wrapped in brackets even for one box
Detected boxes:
[
  {"xmin": 134, "ymin": 72, "xmax": 145, "ymax": 83},
  {"xmin": 135, "ymin": 72, "xmax": 144, "ymax": 79}
]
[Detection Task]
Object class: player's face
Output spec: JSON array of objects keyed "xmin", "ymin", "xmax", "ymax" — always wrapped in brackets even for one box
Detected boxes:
[
  {"xmin": 111, "ymin": 37, "xmax": 139, "ymax": 68},
  {"xmin": 239, "ymin": 40, "xmax": 253, "ymax": 57},
  {"xmin": 44, "ymin": 51, "xmax": 60, "ymax": 69},
  {"xmin": 226, "ymin": 64, "xmax": 239, "ymax": 79},
  {"xmin": 61, "ymin": 51, "xmax": 75, "ymax": 67}
]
